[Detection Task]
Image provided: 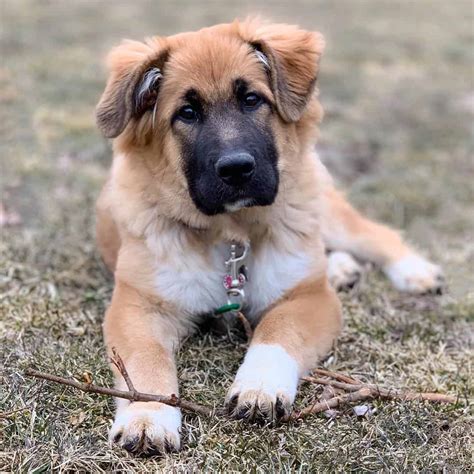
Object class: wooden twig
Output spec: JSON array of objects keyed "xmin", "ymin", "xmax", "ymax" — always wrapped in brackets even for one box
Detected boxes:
[
  {"xmin": 302, "ymin": 375, "xmax": 360, "ymax": 392},
  {"xmin": 302, "ymin": 375, "xmax": 457, "ymax": 404},
  {"xmin": 24, "ymin": 359, "xmax": 458, "ymax": 426},
  {"xmin": 293, "ymin": 371, "xmax": 458, "ymax": 420},
  {"xmin": 237, "ymin": 311, "xmax": 253, "ymax": 341},
  {"xmin": 369, "ymin": 386, "xmax": 458, "ymax": 403},
  {"xmin": 288, "ymin": 387, "xmax": 373, "ymax": 420},
  {"xmin": 311, "ymin": 368, "xmax": 360, "ymax": 385},
  {"xmin": 24, "ymin": 368, "xmax": 214, "ymax": 417},
  {"xmin": 110, "ymin": 347, "xmax": 137, "ymax": 395}
]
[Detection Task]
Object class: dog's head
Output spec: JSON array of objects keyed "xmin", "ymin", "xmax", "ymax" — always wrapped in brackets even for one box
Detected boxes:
[{"xmin": 96, "ymin": 19, "xmax": 324, "ymax": 216}]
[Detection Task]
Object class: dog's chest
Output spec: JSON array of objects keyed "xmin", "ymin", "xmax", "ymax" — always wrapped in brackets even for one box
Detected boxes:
[{"xmin": 152, "ymin": 241, "xmax": 313, "ymax": 319}]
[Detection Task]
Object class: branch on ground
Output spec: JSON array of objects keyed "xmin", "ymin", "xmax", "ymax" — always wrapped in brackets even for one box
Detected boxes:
[
  {"xmin": 289, "ymin": 369, "xmax": 457, "ymax": 420},
  {"xmin": 24, "ymin": 367, "xmax": 215, "ymax": 417},
  {"xmin": 110, "ymin": 347, "xmax": 137, "ymax": 395},
  {"xmin": 236, "ymin": 311, "xmax": 253, "ymax": 341},
  {"xmin": 24, "ymin": 355, "xmax": 458, "ymax": 424}
]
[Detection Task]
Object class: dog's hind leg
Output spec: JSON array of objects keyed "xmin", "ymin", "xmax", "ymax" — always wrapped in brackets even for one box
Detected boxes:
[
  {"xmin": 327, "ymin": 250, "xmax": 363, "ymax": 290},
  {"xmin": 320, "ymin": 186, "xmax": 444, "ymax": 294}
]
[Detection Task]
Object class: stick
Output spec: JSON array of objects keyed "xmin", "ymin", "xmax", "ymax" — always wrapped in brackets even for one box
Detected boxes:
[
  {"xmin": 24, "ymin": 368, "xmax": 214, "ymax": 417},
  {"xmin": 294, "ymin": 373, "xmax": 457, "ymax": 420},
  {"xmin": 110, "ymin": 347, "xmax": 137, "ymax": 395},
  {"xmin": 369, "ymin": 386, "xmax": 458, "ymax": 403},
  {"xmin": 302, "ymin": 375, "xmax": 360, "ymax": 392},
  {"xmin": 24, "ymin": 362, "xmax": 458, "ymax": 425},
  {"xmin": 311, "ymin": 368, "xmax": 360, "ymax": 385},
  {"xmin": 237, "ymin": 311, "xmax": 253, "ymax": 341},
  {"xmin": 302, "ymin": 375, "xmax": 457, "ymax": 404},
  {"xmin": 288, "ymin": 388, "xmax": 373, "ymax": 420}
]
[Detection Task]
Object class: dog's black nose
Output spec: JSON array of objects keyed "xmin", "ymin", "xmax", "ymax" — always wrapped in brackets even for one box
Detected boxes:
[{"xmin": 215, "ymin": 153, "xmax": 255, "ymax": 185}]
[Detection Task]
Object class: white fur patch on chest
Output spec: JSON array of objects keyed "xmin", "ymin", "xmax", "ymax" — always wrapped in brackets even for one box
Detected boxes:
[
  {"xmin": 152, "ymin": 241, "xmax": 228, "ymax": 316},
  {"xmin": 245, "ymin": 244, "xmax": 312, "ymax": 318},
  {"xmin": 151, "ymin": 238, "xmax": 313, "ymax": 319}
]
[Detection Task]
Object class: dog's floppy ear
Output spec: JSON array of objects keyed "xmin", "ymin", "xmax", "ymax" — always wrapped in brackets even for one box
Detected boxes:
[
  {"xmin": 239, "ymin": 19, "xmax": 325, "ymax": 122},
  {"xmin": 96, "ymin": 39, "xmax": 168, "ymax": 138}
]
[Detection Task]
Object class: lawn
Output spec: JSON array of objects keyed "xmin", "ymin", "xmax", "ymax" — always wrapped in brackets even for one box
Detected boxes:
[{"xmin": 1, "ymin": 0, "xmax": 473, "ymax": 471}]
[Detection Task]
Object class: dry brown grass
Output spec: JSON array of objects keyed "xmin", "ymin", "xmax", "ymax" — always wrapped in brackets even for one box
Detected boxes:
[{"xmin": 1, "ymin": 0, "xmax": 473, "ymax": 471}]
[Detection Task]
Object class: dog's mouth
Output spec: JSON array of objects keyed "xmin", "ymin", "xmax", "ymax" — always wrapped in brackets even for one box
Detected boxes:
[
  {"xmin": 188, "ymin": 178, "xmax": 278, "ymax": 216},
  {"xmin": 224, "ymin": 198, "xmax": 255, "ymax": 213}
]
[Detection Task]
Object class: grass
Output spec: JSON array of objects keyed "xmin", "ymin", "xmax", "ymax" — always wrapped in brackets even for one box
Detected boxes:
[{"xmin": 1, "ymin": 0, "xmax": 473, "ymax": 471}]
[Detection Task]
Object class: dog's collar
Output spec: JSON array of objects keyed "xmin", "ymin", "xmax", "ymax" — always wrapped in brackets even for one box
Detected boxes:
[{"xmin": 214, "ymin": 241, "xmax": 249, "ymax": 315}]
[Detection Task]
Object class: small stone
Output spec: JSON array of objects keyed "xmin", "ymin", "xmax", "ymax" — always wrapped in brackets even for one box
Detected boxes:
[
  {"xmin": 353, "ymin": 404, "xmax": 373, "ymax": 417},
  {"xmin": 324, "ymin": 409, "xmax": 339, "ymax": 418}
]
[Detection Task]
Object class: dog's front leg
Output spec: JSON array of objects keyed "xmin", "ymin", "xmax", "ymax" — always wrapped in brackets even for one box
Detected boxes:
[
  {"xmin": 227, "ymin": 277, "xmax": 342, "ymax": 422},
  {"xmin": 103, "ymin": 280, "xmax": 187, "ymax": 455}
]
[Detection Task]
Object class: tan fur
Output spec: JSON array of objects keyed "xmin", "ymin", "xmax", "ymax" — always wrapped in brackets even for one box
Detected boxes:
[
  {"xmin": 252, "ymin": 276, "xmax": 342, "ymax": 370},
  {"xmin": 95, "ymin": 181, "xmax": 121, "ymax": 272},
  {"xmin": 321, "ymin": 187, "xmax": 412, "ymax": 264},
  {"xmin": 95, "ymin": 18, "xmax": 442, "ymax": 454}
]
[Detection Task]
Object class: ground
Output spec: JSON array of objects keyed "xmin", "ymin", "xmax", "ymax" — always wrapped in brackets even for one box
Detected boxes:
[{"xmin": 1, "ymin": 0, "xmax": 473, "ymax": 471}]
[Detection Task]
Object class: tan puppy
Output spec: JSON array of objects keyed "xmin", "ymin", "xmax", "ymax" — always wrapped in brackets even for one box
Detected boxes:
[{"xmin": 95, "ymin": 18, "xmax": 443, "ymax": 455}]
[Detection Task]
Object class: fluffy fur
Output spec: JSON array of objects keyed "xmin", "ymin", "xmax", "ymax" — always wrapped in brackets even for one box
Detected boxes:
[{"xmin": 95, "ymin": 18, "xmax": 443, "ymax": 456}]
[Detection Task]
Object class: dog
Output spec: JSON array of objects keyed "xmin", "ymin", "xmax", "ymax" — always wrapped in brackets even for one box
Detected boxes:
[{"xmin": 95, "ymin": 18, "xmax": 444, "ymax": 455}]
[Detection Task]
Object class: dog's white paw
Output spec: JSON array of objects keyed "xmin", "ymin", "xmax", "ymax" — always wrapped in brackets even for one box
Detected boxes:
[
  {"xmin": 327, "ymin": 251, "xmax": 362, "ymax": 290},
  {"xmin": 384, "ymin": 253, "xmax": 444, "ymax": 294},
  {"xmin": 226, "ymin": 344, "xmax": 299, "ymax": 422},
  {"xmin": 110, "ymin": 402, "xmax": 181, "ymax": 456}
]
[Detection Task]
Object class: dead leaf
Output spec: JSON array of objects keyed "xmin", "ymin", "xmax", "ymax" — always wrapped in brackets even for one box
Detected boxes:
[
  {"xmin": 69, "ymin": 411, "xmax": 86, "ymax": 426},
  {"xmin": 82, "ymin": 372, "xmax": 92, "ymax": 384}
]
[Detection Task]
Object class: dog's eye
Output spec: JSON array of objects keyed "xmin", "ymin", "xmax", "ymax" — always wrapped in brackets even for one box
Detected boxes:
[
  {"xmin": 177, "ymin": 105, "xmax": 199, "ymax": 123},
  {"xmin": 242, "ymin": 93, "xmax": 262, "ymax": 110}
]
